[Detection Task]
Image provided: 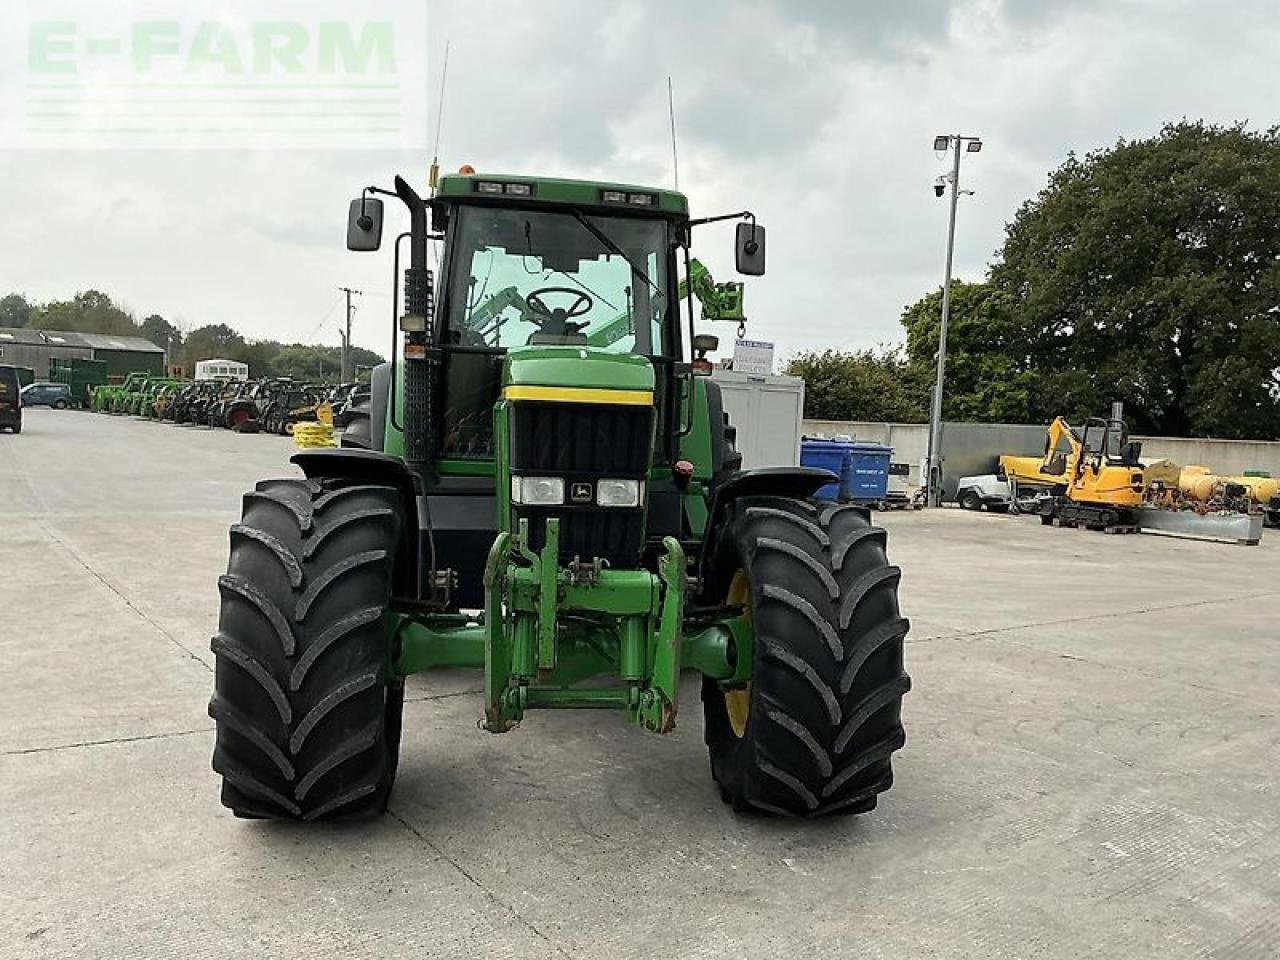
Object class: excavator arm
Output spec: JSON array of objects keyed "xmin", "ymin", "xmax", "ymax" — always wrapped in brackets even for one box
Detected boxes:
[{"xmin": 998, "ymin": 416, "xmax": 1081, "ymax": 488}]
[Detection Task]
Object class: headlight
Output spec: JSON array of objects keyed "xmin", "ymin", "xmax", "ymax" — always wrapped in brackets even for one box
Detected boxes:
[
  {"xmin": 597, "ymin": 478, "xmax": 642, "ymax": 508},
  {"xmin": 511, "ymin": 476, "xmax": 564, "ymax": 505}
]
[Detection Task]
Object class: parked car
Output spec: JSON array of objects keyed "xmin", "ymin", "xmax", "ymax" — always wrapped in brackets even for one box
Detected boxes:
[
  {"xmin": 20, "ymin": 382, "xmax": 74, "ymax": 409},
  {"xmin": 0, "ymin": 364, "xmax": 21, "ymax": 433}
]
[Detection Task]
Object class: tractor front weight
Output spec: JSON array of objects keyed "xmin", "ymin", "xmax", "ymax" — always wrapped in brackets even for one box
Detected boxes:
[{"xmin": 390, "ymin": 518, "xmax": 727, "ymax": 735}]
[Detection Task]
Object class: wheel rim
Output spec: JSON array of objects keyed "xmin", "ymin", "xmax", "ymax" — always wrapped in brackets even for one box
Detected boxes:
[
  {"xmin": 284, "ymin": 421, "xmax": 296, "ymax": 435},
  {"xmin": 723, "ymin": 570, "xmax": 753, "ymax": 738}
]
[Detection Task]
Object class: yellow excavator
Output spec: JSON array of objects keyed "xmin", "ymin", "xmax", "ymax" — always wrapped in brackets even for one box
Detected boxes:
[
  {"xmin": 999, "ymin": 409, "xmax": 1178, "ymax": 530},
  {"xmin": 998, "ymin": 416, "xmax": 1081, "ymax": 498}
]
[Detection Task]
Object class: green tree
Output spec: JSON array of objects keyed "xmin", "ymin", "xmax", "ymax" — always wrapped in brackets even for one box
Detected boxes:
[
  {"xmin": 182, "ymin": 323, "xmax": 245, "ymax": 369},
  {"xmin": 783, "ymin": 347, "xmax": 929, "ymax": 422},
  {"xmin": 270, "ymin": 344, "xmax": 340, "ymax": 381},
  {"xmin": 237, "ymin": 339, "xmax": 282, "ymax": 380},
  {"xmin": 990, "ymin": 121, "xmax": 1280, "ymax": 439},
  {"xmin": 30, "ymin": 289, "xmax": 140, "ymax": 335},
  {"xmin": 900, "ymin": 281, "xmax": 1042, "ymax": 423},
  {"xmin": 348, "ymin": 345, "xmax": 384, "ymax": 380},
  {"xmin": 0, "ymin": 293, "xmax": 33, "ymax": 328},
  {"xmin": 139, "ymin": 314, "xmax": 182, "ymax": 358}
]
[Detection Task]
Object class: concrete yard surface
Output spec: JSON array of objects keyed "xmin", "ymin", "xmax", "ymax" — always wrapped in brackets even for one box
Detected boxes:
[{"xmin": 2, "ymin": 409, "xmax": 1278, "ymax": 959}]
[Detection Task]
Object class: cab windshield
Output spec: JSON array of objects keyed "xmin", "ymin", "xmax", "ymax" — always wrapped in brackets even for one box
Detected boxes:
[{"xmin": 445, "ymin": 206, "xmax": 673, "ymax": 356}]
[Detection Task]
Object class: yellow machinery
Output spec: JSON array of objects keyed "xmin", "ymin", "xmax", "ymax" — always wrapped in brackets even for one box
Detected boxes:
[
  {"xmin": 1002, "ymin": 411, "xmax": 1178, "ymax": 530},
  {"xmin": 1180, "ymin": 466, "xmax": 1280, "ymax": 527},
  {"xmin": 1002, "ymin": 411, "xmax": 1264, "ymax": 543},
  {"xmin": 1000, "ymin": 415, "xmax": 1149, "ymax": 525},
  {"xmin": 1037, "ymin": 414, "xmax": 1150, "ymax": 528},
  {"xmin": 998, "ymin": 416, "xmax": 1078, "ymax": 495}
]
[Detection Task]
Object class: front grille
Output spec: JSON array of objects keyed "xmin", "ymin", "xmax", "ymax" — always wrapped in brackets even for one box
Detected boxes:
[
  {"xmin": 510, "ymin": 402, "xmax": 651, "ymax": 474},
  {"xmin": 509, "ymin": 401, "xmax": 653, "ymax": 565}
]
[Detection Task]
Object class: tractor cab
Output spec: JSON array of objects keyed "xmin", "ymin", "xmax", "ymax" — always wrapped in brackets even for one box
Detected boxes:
[{"xmin": 430, "ymin": 179, "xmax": 684, "ymax": 464}]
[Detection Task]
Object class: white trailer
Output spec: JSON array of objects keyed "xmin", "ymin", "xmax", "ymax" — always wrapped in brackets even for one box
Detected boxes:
[{"xmin": 195, "ymin": 358, "xmax": 249, "ymax": 381}]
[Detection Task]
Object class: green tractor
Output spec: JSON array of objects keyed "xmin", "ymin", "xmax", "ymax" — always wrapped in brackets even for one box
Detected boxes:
[
  {"xmin": 92, "ymin": 372, "xmax": 146, "ymax": 413},
  {"xmin": 209, "ymin": 171, "xmax": 911, "ymax": 820}
]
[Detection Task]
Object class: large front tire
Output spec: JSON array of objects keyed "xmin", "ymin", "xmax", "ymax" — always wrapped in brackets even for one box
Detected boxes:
[
  {"xmin": 209, "ymin": 477, "xmax": 405, "ymax": 820},
  {"xmin": 702, "ymin": 498, "xmax": 910, "ymax": 817}
]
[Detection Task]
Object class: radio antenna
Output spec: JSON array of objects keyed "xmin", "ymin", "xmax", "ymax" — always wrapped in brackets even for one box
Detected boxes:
[
  {"xmin": 428, "ymin": 40, "xmax": 451, "ymax": 194},
  {"xmin": 667, "ymin": 76, "xmax": 680, "ymax": 190}
]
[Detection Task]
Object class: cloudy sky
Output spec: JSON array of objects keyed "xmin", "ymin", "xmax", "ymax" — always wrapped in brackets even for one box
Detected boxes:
[{"xmin": 1, "ymin": 0, "xmax": 1277, "ymax": 364}]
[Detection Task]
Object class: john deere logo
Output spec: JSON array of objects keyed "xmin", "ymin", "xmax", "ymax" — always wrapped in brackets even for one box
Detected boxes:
[{"xmin": 570, "ymin": 482, "xmax": 593, "ymax": 503}]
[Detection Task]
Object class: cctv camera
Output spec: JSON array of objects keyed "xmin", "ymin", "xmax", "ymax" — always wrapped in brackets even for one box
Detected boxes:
[{"xmin": 933, "ymin": 177, "xmax": 946, "ymax": 198}]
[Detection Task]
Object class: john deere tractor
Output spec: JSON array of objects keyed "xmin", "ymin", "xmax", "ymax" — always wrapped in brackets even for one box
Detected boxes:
[{"xmin": 209, "ymin": 170, "xmax": 911, "ymax": 820}]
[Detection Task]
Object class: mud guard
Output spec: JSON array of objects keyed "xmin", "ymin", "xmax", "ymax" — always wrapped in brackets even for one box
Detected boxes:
[
  {"xmin": 697, "ymin": 466, "xmax": 837, "ymax": 586},
  {"xmin": 291, "ymin": 449, "xmax": 422, "ymax": 597}
]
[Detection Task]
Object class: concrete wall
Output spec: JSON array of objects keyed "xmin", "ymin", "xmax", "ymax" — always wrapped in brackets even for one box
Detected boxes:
[
  {"xmin": 1133, "ymin": 435, "xmax": 1280, "ymax": 477},
  {"xmin": 803, "ymin": 419, "xmax": 1280, "ymax": 498}
]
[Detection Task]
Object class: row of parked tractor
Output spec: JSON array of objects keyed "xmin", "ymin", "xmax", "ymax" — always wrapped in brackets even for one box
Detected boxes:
[{"xmin": 89, "ymin": 373, "xmax": 369, "ymax": 435}]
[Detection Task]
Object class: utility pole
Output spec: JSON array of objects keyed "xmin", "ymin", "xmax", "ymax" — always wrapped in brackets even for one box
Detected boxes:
[
  {"xmin": 925, "ymin": 134, "xmax": 982, "ymax": 507},
  {"xmin": 338, "ymin": 286, "xmax": 362, "ymax": 382}
]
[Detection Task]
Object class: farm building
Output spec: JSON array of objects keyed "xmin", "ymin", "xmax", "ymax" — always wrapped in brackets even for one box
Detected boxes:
[{"xmin": 0, "ymin": 327, "xmax": 165, "ymax": 379}]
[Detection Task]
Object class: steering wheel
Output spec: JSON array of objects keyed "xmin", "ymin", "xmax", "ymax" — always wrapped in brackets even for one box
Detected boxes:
[{"xmin": 525, "ymin": 287, "xmax": 594, "ymax": 334}]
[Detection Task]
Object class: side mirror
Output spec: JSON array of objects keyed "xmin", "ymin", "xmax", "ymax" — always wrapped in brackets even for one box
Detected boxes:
[
  {"xmin": 735, "ymin": 221, "xmax": 766, "ymax": 276},
  {"xmin": 347, "ymin": 197, "xmax": 384, "ymax": 252}
]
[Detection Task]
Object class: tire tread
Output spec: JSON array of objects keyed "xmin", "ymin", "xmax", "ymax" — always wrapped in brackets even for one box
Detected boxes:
[{"xmin": 703, "ymin": 496, "xmax": 910, "ymax": 817}]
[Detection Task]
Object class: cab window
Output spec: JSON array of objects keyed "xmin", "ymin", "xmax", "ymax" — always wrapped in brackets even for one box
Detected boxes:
[{"xmin": 438, "ymin": 205, "xmax": 675, "ymax": 460}]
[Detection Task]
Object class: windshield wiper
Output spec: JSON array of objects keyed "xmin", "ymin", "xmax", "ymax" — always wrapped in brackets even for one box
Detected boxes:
[
  {"xmin": 523, "ymin": 219, "xmax": 615, "ymax": 310},
  {"xmin": 570, "ymin": 209, "xmax": 661, "ymax": 297}
]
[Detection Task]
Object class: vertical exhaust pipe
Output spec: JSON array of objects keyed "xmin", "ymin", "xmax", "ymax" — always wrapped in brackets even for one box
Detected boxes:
[{"xmin": 393, "ymin": 175, "xmax": 435, "ymax": 466}]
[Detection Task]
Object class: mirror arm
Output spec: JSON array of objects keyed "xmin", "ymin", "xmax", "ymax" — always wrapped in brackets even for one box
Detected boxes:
[
  {"xmin": 688, "ymin": 210, "xmax": 759, "ymax": 255},
  {"xmin": 686, "ymin": 210, "xmax": 754, "ymax": 229},
  {"xmin": 359, "ymin": 184, "xmax": 397, "ymax": 228}
]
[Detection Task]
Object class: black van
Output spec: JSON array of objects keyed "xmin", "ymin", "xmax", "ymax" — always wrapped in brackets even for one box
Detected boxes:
[{"xmin": 0, "ymin": 364, "xmax": 22, "ymax": 433}]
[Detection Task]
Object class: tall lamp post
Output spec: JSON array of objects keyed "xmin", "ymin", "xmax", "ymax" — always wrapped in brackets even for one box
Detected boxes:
[{"xmin": 926, "ymin": 133, "xmax": 982, "ymax": 507}]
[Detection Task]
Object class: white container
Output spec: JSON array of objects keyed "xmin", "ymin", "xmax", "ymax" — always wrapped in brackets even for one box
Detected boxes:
[{"xmin": 711, "ymin": 369, "xmax": 805, "ymax": 468}]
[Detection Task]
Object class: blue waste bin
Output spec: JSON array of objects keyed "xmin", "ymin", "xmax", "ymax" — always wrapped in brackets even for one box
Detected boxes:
[
  {"xmin": 800, "ymin": 438, "xmax": 854, "ymax": 500},
  {"xmin": 842, "ymin": 442, "xmax": 892, "ymax": 503}
]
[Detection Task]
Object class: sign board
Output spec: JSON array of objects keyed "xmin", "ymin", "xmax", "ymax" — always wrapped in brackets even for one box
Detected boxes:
[{"xmin": 733, "ymin": 338, "xmax": 774, "ymax": 375}]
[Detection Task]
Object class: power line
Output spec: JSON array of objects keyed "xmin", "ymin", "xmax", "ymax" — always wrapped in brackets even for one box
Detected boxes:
[{"xmin": 302, "ymin": 292, "xmax": 345, "ymax": 343}]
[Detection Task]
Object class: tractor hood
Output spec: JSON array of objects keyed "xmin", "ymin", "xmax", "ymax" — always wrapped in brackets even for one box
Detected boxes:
[{"xmin": 502, "ymin": 346, "xmax": 654, "ymax": 399}]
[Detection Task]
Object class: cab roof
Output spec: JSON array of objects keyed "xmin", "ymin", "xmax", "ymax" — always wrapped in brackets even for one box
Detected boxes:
[{"xmin": 435, "ymin": 172, "xmax": 689, "ymax": 217}]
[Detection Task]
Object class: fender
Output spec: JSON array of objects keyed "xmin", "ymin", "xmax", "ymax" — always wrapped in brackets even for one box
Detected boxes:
[
  {"xmin": 697, "ymin": 466, "xmax": 836, "ymax": 586},
  {"xmin": 291, "ymin": 449, "xmax": 422, "ymax": 597}
]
